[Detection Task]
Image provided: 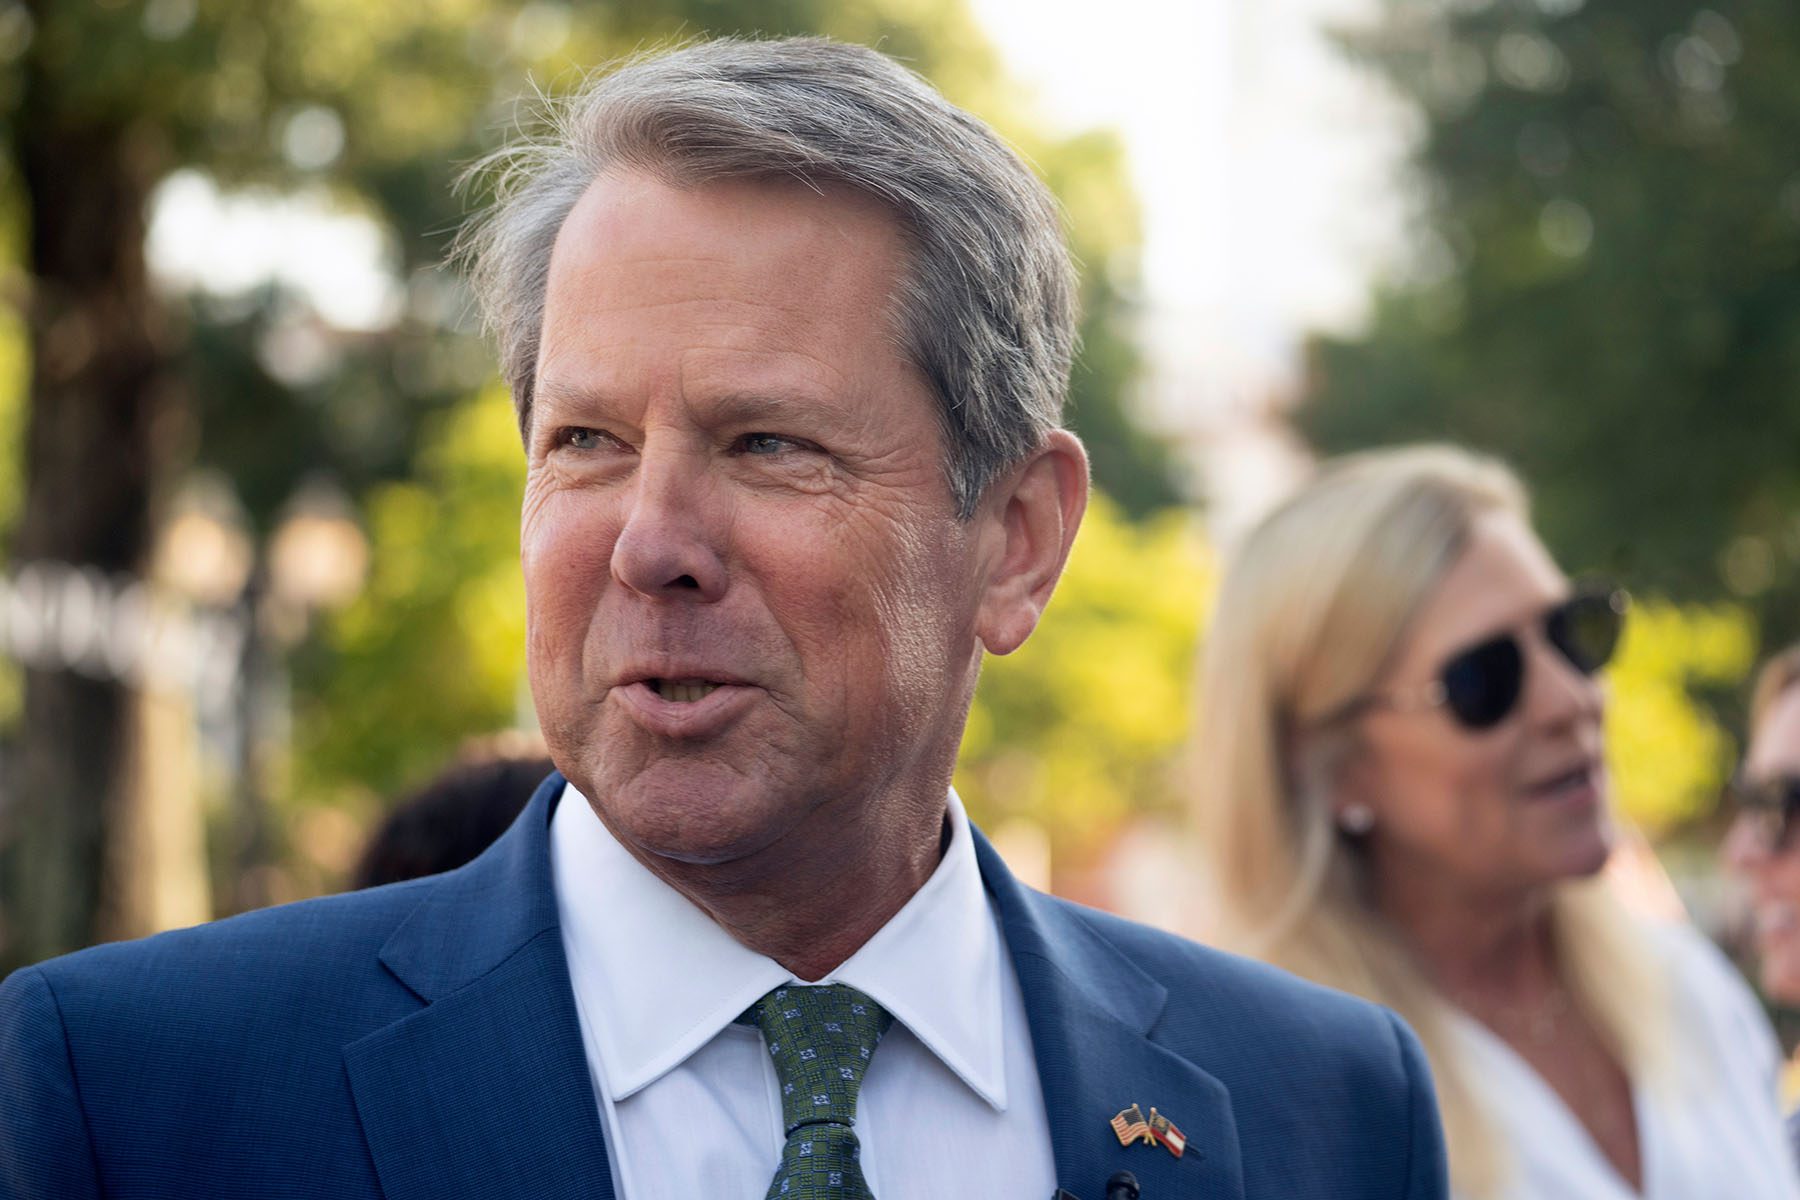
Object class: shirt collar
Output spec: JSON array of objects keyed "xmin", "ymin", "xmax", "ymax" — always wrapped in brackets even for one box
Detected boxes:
[{"xmin": 550, "ymin": 782, "xmax": 1008, "ymax": 1111}]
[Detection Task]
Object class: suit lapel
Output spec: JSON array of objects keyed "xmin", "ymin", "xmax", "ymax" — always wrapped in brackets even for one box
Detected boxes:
[
  {"xmin": 340, "ymin": 783, "xmax": 1249, "ymax": 1200},
  {"xmin": 344, "ymin": 774, "xmax": 615, "ymax": 1200},
  {"xmin": 977, "ymin": 830, "xmax": 1247, "ymax": 1200}
]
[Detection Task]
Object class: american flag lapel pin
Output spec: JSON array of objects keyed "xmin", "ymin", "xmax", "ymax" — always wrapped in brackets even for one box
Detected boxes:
[
  {"xmin": 1146, "ymin": 1107, "xmax": 1187, "ymax": 1158},
  {"xmin": 1109, "ymin": 1103, "xmax": 1153, "ymax": 1147}
]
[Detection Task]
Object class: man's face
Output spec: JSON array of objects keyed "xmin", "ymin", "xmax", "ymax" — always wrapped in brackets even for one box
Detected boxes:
[
  {"xmin": 1724, "ymin": 686, "xmax": 1800, "ymax": 1003},
  {"xmin": 523, "ymin": 170, "xmax": 988, "ymax": 873}
]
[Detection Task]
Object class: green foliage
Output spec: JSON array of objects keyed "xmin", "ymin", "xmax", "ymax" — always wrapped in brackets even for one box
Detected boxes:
[
  {"xmin": 956, "ymin": 494, "xmax": 1211, "ymax": 870},
  {"xmin": 0, "ymin": 176, "xmax": 22, "ymax": 728},
  {"xmin": 1607, "ymin": 596, "xmax": 1756, "ymax": 833},
  {"xmin": 292, "ymin": 385, "xmax": 526, "ymax": 808},
  {"xmin": 1303, "ymin": 0, "xmax": 1800, "ymax": 650},
  {"xmin": 0, "ymin": 257, "xmax": 21, "ymax": 545}
]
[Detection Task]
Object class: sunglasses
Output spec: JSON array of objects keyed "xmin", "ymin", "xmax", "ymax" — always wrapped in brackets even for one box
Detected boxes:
[
  {"xmin": 1353, "ymin": 587, "xmax": 1629, "ymax": 732},
  {"xmin": 1728, "ymin": 774, "xmax": 1800, "ymax": 852}
]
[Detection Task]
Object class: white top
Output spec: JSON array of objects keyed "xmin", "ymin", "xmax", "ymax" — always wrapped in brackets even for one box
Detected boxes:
[
  {"xmin": 1451, "ymin": 922, "xmax": 1800, "ymax": 1200},
  {"xmin": 549, "ymin": 782, "xmax": 1057, "ymax": 1200}
]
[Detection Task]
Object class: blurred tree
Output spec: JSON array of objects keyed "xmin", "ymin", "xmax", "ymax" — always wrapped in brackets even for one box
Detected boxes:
[
  {"xmin": 5, "ymin": 0, "xmax": 187, "ymax": 963},
  {"xmin": 0, "ymin": 241, "xmax": 21, "ymax": 733},
  {"xmin": 1039, "ymin": 128, "xmax": 1187, "ymax": 519},
  {"xmin": 955, "ymin": 495, "xmax": 1211, "ymax": 887},
  {"xmin": 1606, "ymin": 596, "xmax": 1756, "ymax": 833},
  {"xmin": 1301, "ymin": 0, "xmax": 1800, "ymax": 652},
  {"xmin": 0, "ymin": 0, "xmax": 1180, "ymax": 959},
  {"xmin": 292, "ymin": 384, "xmax": 527, "ymax": 813},
  {"xmin": 0, "ymin": 0, "xmax": 507, "ymax": 956},
  {"xmin": 0, "ymin": 180, "xmax": 21, "ymax": 544}
]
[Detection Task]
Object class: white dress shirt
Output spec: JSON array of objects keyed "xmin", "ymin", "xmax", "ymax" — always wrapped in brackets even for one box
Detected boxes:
[
  {"xmin": 549, "ymin": 782, "xmax": 1057, "ymax": 1200},
  {"xmin": 1450, "ymin": 922, "xmax": 1800, "ymax": 1200}
]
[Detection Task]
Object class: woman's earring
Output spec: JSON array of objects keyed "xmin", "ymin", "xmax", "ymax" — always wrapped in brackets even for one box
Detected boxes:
[{"xmin": 1338, "ymin": 803, "xmax": 1376, "ymax": 836}]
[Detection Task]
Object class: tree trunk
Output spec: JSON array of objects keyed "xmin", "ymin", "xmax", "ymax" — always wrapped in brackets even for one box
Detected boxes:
[{"xmin": 1, "ymin": 12, "xmax": 175, "ymax": 969}]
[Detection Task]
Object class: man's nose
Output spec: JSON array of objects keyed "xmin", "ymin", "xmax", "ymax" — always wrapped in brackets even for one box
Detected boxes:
[{"xmin": 609, "ymin": 446, "xmax": 729, "ymax": 601}]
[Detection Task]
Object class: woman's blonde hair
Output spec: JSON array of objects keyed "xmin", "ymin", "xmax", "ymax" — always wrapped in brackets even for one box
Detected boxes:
[{"xmin": 1190, "ymin": 444, "xmax": 1666, "ymax": 1198}]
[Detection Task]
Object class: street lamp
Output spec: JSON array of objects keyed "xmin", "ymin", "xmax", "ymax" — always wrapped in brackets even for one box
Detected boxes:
[
  {"xmin": 265, "ymin": 478, "xmax": 369, "ymax": 644},
  {"xmin": 154, "ymin": 475, "xmax": 254, "ymax": 607}
]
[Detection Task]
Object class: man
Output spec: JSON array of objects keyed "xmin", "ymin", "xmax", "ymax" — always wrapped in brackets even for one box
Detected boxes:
[
  {"xmin": 1, "ymin": 39, "xmax": 1448, "ymax": 1200},
  {"xmin": 1724, "ymin": 643, "xmax": 1800, "ymax": 1166}
]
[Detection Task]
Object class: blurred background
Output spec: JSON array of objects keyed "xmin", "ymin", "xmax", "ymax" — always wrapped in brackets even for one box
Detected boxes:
[{"xmin": 0, "ymin": 0, "xmax": 1794, "ymax": 1019}]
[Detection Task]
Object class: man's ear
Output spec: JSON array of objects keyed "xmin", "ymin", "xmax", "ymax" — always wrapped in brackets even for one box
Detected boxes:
[{"xmin": 975, "ymin": 430, "xmax": 1089, "ymax": 656}]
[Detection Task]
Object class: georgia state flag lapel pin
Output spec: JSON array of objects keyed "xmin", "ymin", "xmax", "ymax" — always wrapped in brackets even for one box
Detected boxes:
[{"xmin": 1146, "ymin": 1107, "xmax": 1187, "ymax": 1158}]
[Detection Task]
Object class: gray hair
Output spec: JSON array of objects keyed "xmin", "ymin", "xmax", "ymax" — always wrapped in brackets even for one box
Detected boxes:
[{"xmin": 456, "ymin": 36, "xmax": 1078, "ymax": 517}]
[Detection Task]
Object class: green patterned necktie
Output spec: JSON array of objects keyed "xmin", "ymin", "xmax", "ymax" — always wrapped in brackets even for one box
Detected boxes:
[{"xmin": 738, "ymin": 983, "xmax": 895, "ymax": 1199}]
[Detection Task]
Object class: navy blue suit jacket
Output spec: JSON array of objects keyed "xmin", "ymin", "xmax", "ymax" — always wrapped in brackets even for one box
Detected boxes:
[{"xmin": 2, "ymin": 774, "xmax": 1447, "ymax": 1199}]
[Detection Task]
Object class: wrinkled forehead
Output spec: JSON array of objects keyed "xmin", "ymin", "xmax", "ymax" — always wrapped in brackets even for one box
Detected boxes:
[
  {"xmin": 556, "ymin": 167, "xmax": 910, "ymax": 281},
  {"xmin": 543, "ymin": 170, "xmax": 915, "ymax": 345},
  {"xmin": 592, "ymin": 158, "xmax": 922, "ymax": 273},
  {"xmin": 606, "ymin": 156, "xmax": 930, "ymax": 329},
  {"xmin": 536, "ymin": 171, "xmax": 917, "ymax": 374}
]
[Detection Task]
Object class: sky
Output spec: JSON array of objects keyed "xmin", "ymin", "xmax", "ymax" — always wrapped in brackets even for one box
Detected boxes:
[{"xmin": 147, "ymin": 170, "xmax": 402, "ymax": 332}]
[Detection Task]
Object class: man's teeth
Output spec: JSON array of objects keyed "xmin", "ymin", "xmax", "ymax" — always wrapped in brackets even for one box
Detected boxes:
[{"xmin": 654, "ymin": 679, "xmax": 720, "ymax": 703}]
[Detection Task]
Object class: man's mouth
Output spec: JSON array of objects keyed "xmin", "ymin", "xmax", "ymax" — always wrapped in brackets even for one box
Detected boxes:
[{"xmin": 650, "ymin": 678, "xmax": 722, "ymax": 703}]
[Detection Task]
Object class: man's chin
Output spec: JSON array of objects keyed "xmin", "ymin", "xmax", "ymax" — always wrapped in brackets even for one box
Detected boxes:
[{"xmin": 585, "ymin": 768, "xmax": 809, "ymax": 870}]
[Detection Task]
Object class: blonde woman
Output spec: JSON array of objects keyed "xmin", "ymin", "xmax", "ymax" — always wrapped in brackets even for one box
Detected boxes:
[{"xmin": 1191, "ymin": 445, "xmax": 1798, "ymax": 1199}]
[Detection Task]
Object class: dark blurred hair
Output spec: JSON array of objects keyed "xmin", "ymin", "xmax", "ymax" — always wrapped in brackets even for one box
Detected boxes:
[{"xmin": 352, "ymin": 753, "xmax": 555, "ymax": 889}]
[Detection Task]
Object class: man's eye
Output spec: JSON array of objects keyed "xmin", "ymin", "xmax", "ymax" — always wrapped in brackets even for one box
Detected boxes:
[
  {"xmin": 562, "ymin": 427, "xmax": 610, "ymax": 450},
  {"xmin": 739, "ymin": 433, "xmax": 797, "ymax": 455}
]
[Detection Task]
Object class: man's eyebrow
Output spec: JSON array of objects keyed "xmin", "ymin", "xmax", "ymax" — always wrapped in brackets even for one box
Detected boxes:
[
  {"xmin": 534, "ymin": 380, "xmax": 840, "ymax": 424},
  {"xmin": 533, "ymin": 377, "xmax": 615, "ymax": 414},
  {"xmin": 706, "ymin": 390, "xmax": 837, "ymax": 424}
]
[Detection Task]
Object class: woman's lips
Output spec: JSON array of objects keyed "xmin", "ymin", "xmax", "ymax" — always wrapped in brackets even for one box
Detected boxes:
[{"xmin": 1522, "ymin": 763, "xmax": 1601, "ymax": 806}]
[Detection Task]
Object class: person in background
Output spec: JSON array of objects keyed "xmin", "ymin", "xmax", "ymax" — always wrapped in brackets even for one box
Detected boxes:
[
  {"xmin": 1724, "ymin": 642, "xmax": 1800, "ymax": 1162},
  {"xmin": 352, "ymin": 742, "xmax": 556, "ymax": 888},
  {"xmin": 1190, "ymin": 444, "xmax": 1799, "ymax": 1200}
]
